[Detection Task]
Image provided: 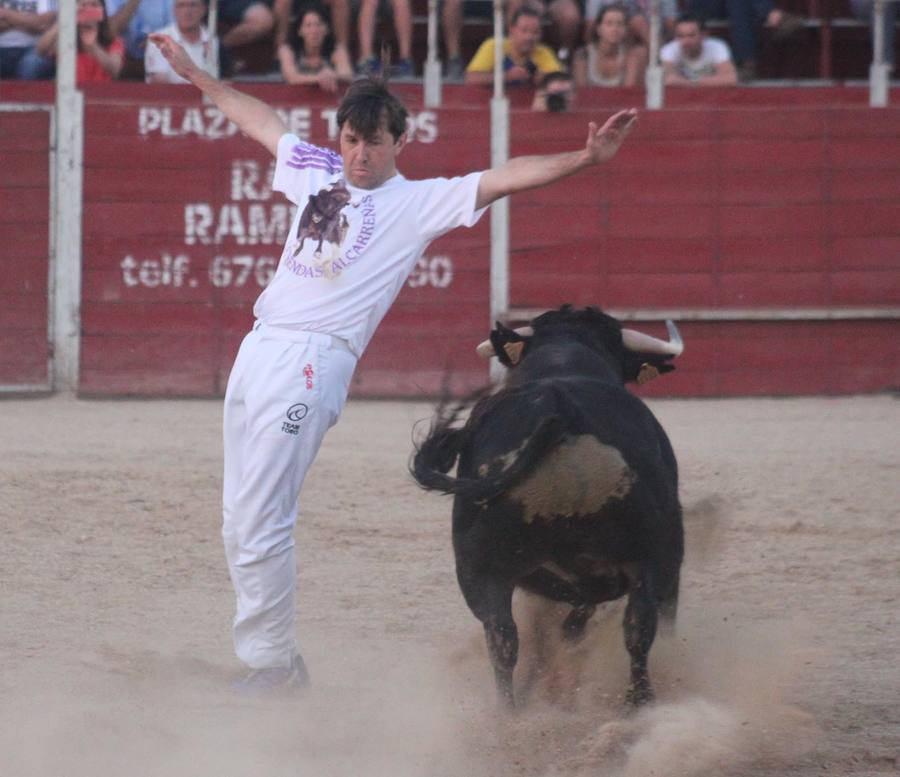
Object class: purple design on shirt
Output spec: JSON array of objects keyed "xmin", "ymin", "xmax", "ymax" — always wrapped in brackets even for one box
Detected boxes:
[
  {"xmin": 284, "ymin": 193, "xmax": 375, "ymax": 281},
  {"xmin": 287, "ymin": 143, "xmax": 342, "ymax": 174}
]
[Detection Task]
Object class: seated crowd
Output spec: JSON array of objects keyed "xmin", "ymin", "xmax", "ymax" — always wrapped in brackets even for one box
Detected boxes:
[{"xmin": 0, "ymin": 0, "xmax": 892, "ymax": 90}]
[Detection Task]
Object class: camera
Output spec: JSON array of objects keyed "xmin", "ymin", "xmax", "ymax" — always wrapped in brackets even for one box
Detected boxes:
[{"xmin": 546, "ymin": 92, "xmax": 569, "ymax": 112}]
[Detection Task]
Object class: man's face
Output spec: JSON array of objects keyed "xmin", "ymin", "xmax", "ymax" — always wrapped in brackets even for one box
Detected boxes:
[
  {"xmin": 674, "ymin": 21, "xmax": 703, "ymax": 58},
  {"xmin": 339, "ymin": 120, "xmax": 406, "ymax": 189},
  {"xmin": 174, "ymin": 0, "xmax": 206, "ymax": 34},
  {"xmin": 510, "ymin": 14, "xmax": 541, "ymax": 58}
]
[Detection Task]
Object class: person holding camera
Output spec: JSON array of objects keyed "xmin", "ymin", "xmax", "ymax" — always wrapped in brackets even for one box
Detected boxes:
[
  {"xmin": 465, "ymin": 6, "xmax": 563, "ymax": 87},
  {"xmin": 35, "ymin": 0, "xmax": 124, "ymax": 83},
  {"xmin": 532, "ymin": 70, "xmax": 575, "ymax": 112}
]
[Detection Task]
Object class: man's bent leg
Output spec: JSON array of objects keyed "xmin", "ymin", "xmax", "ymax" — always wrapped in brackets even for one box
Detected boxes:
[{"xmin": 222, "ymin": 332, "xmax": 355, "ymax": 670}]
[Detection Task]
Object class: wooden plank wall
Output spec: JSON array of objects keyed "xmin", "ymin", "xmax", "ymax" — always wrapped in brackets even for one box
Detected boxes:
[
  {"xmin": 0, "ymin": 107, "xmax": 51, "ymax": 389},
  {"xmin": 0, "ymin": 83, "xmax": 897, "ymax": 397}
]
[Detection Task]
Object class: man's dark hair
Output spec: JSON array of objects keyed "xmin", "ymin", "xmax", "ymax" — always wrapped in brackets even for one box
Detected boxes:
[
  {"xmin": 336, "ymin": 77, "xmax": 409, "ymax": 142},
  {"xmin": 675, "ymin": 12, "xmax": 704, "ymax": 29},
  {"xmin": 510, "ymin": 6, "xmax": 542, "ymax": 28}
]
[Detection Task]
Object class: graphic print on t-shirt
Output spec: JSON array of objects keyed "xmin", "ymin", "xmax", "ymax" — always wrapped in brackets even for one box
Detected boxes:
[{"xmin": 292, "ymin": 180, "xmax": 354, "ymax": 279}]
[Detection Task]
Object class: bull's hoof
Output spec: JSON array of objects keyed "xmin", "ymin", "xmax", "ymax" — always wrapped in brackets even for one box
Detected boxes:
[{"xmin": 624, "ymin": 682, "xmax": 654, "ymax": 707}]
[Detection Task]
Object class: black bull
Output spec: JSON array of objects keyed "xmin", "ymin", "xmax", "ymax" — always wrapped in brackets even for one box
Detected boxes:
[{"xmin": 412, "ymin": 306, "xmax": 684, "ymax": 707}]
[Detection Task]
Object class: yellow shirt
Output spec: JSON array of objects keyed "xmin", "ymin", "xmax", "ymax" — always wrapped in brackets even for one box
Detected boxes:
[{"xmin": 466, "ymin": 38, "xmax": 563, "ymax": 79}]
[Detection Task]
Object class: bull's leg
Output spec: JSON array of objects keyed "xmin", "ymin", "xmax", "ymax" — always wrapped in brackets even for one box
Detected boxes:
[
  {"xmin": 563, "ymin": 572, "xmax": 629, "ymax": 641},
  {"xmin": 462, "ymin": 575, "xmax": 518, "ymax": 708},
  {"xmin": 293, "ymin": 236, "xmax": 306, "ymax": 257},
  {"xmin": 623, "ymin": 566, "xmax": 658, "ymax": 706},
  {"xmin": 657, "ymin": 565, "xmax": 680, "ymax": 636},
  {"xmin": 518, "ymin": 568, "xmax": 581, "ymax": 604},
  {"xmin": 519, "ymin": 569, "xmax": 596, "ymax": 642},
  {"xmin": 561, "ymin": 604, "xmax": 596, "ymax": 642}
]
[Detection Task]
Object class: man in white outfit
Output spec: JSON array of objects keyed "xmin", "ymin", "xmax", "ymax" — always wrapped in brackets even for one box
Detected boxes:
[{"xmin": 149, "ymin": 30, "xmax": 644, "ymax": 694}]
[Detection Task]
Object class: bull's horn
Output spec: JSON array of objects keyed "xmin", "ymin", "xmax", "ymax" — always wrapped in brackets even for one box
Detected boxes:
[
  {"xmin": 475, "ymin": 326, "xmax": 534, "ymax": 359},
  {"xmin": 622, "ymin": 322, "xmax": 684, "ymax": 357},
  {"xmin": 665, "ymin": 320, "xmax": 684, "ymax": 355}
]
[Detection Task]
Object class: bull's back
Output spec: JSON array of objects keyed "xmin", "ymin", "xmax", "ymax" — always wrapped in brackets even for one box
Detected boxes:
[{"xmin": 459, "ymin": 379, "xmax": 678, "ymax": 530}]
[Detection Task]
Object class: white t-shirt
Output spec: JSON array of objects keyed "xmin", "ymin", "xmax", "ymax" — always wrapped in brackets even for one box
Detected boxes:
[
  {"xmin": 0, "ymin": 0, "xmax": 57, "ymax": 49},
  {"xmin": 253, "ymin": 133, "xmax": 486, "ymax": 357},
  {"xmin": 660, "ymin": 37, "xmax": 732, "ymax": 81},
  {"xmin": 144, "ymin": 23, "xmax": 217, "ymax": 84}
]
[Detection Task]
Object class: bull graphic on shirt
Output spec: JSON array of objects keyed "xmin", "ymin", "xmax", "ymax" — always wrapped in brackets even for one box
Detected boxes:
[{"xmin": 293, "ymin": 181, "xmax": 354, "ymax": 279}]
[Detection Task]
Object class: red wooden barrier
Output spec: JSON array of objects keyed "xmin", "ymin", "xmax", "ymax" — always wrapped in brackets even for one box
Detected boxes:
[
  {"xmin": 0, "ymin": 107, "xmax": 51, "ymax": 390},
  {"xmin": 0, "ymin": 83, "xmax": 898, "ymax": 397}
]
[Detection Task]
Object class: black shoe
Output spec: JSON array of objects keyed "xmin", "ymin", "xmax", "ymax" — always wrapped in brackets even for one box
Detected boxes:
[{"xmin": 231, "ymin": 653, "xmax": 310, "ymax": 696}]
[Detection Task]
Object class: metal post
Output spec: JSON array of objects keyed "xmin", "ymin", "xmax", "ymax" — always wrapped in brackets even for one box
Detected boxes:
[
  {"xmin": 424, "ymin": 0, "xmax": 442, "ymax": 106},
  {"xmin": 207, "ymin": 0, "xmax": 220, "ymax": 77},
  {"xmin": 53, "ymin": 0, "xmax": 84, "ymax": 393},
  {"xmin": 489, "ymin": 0, "xmax": 509, "ymax": 382},
  {"xmin": 869, "ymin": 0, "xmax": 890, "ymax": 106},
  {"xmin": 645, "ymin": 0, "xmax": 664, "ymax": 109}
]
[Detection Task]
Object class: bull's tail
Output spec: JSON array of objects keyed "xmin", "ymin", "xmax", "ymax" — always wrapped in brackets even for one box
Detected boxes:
[
  {"xmin": 410, "ymin": 396, "xmax": 472, "ymax": 494},
  {"xmin": 411, "ymin": 384, "xmax": 569, "ymax": 504}
]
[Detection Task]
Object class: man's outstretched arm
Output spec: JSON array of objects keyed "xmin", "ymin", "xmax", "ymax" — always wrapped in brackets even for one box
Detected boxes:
[
  {"xmin": 148, "ymin": 33, "xmax": 288, "ymax": 156},
  {"xmin": 475, "ymin": 108, "xmax": 637, "ymax": 210}
]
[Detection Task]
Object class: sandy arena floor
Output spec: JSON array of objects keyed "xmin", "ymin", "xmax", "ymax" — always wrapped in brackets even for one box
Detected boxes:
[{"xmin": 1, "ymin": 394, "xmax": 898, "ymax": 777}]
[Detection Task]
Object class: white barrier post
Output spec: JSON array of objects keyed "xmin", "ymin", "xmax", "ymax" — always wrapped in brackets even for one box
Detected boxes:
[
  {"xmin": 869, "ymin": 0, "xmax": 890, "ymax": 106},
  {"xmin": 490, "ymin": 0, "xmax": 510, "ymax": 382},
  {"xmin": 424, "ymin": 0, "xmax": 442, "ymax": 106},
  {"xmin": 53, "ymin": 0, "xmax": 84, "ymax": 393},
  {"xmin": 645, "ymin": 0, "xmax": 664, "ymax": 109},
  {"xmin": 207, "ymin": 0, "xmax": 219, "ymax": 77}
]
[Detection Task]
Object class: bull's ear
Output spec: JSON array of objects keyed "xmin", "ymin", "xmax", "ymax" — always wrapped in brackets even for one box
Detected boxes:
[
  {"xmin": 636, "ymin": 362, "xmax": 676, "ymax": 385},
  {"xmin": 626, "ymin": 354, "xmax": 676, "ymax": 384},
  {"xmin": 489, "ymin": 322, "xmax": 530, "ymax": 367}
]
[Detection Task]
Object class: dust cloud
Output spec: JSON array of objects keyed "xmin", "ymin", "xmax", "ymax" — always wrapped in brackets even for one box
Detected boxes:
[{"xmin": 2, "ymin": 396, "xmax": 898, "ymax": 776}]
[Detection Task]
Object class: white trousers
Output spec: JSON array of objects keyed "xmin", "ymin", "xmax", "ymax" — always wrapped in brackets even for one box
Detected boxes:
[{"xmin": 222, "ymin": 322, "xmax": 357, "ymax": 669}]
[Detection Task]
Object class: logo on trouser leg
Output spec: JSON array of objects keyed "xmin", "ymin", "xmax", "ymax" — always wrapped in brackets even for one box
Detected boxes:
[
  {"xmin": 283, "ymin": 403, "xmax": 309, "ymax": 435},
  {"xmin": 303, "ymin": 363, "xmax": 314, "ymax": 390}
]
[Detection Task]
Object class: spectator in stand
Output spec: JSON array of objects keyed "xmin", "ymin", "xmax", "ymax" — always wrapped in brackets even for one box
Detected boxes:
[
  {"xmin": 465, "ymin": 5, "xmax": 563, "ymax": 86},
  {"xmin": 144, "ymin": 0, "xmax": 217, "ymax": 82},
  {"xmin": 218, "ymin": 0, "xmax": 274, "ymax": 51},
  {"xmin": 573, "ymin": 3, "xmax": 648, "ymax": 87},
  {"xmin": 273, "ymin": 0, "xmax": 348, "ymax": 55},
  {"xmin": 106, "ymin": 0, "xmax": 173, "ymax": 79},
  {"xmin": 35, "ymin": 0, "xmax": 123, "ymax": 83},
  {"xmin": 277, "ymin": 2, "xmax": 351, "ymax": 90},
  {"xmin": 688, "ymin": 0, "xmax": 804, "ymax": 81},
  {"xmin": 583, "ymin": 0, "xmax": 678, "ymax": 47},
  {"xmin": 851, "ymin": 0, "xmax": 896, "ymax": 71},
  {"xmin": 355, "ymin": 0, "xmax": 414, "ymax": 77},
  {"xmin": 0, "ymin": 0, "xmax": 57, "ymax": 80},
  {"xmin": 444, "ymin": 0, "xmax": 581, "ymax": 76},
  {"xmin": 661, "ymin": 12, "xmax": 737, "ymax": 85}
]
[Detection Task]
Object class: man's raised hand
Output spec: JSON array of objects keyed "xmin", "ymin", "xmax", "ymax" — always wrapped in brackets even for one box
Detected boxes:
[
  {"xmin": 585, "ymin": 108, "xmax": 638, "ymax": 165},
  {"xmin": 148, "ymin": 33, "xmax": 200, "ymax": 82}
]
